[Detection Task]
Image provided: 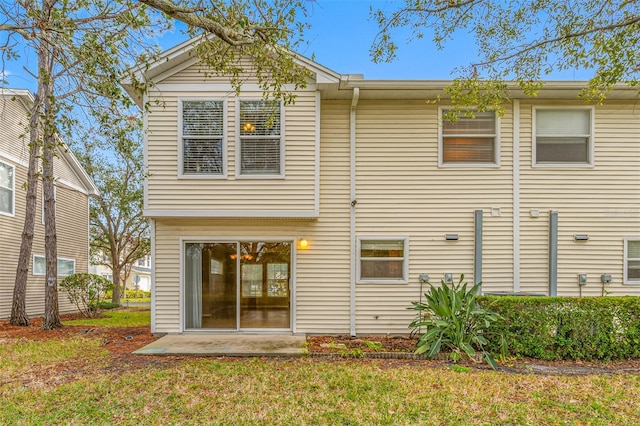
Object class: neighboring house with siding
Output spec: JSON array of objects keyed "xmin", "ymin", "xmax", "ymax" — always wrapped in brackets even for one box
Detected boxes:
[
  {"xmin": 126, "ymin": 38, "xmax": 640, "ymax": 336},
  {"xmin": 0, "ymin": 89, "xmax": 99, "ymax": 319},
  {"xmin": 90, "ymin": 254, "xmax": 152, "ymax": 292}
]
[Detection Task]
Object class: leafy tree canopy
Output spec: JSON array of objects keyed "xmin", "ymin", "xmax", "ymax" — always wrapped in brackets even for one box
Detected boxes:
[{"xmin": 371, "ymin": 0, "xmax": 640, "ymax": 115}]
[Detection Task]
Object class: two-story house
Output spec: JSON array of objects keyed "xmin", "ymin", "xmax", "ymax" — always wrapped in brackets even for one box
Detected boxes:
[
  {"xmin": 126, "ymin": 38, "xmax": 640, "ymax": 336},
  {"xmin": 0, "ymin": 89, "xmax": 99, "ymax": 318}
]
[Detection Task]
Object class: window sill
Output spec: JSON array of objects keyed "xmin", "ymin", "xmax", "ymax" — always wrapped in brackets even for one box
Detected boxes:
[
  {"xmin": 532, "ymin": 163, "xmax": 594, "ymax": 169},
  {"xmin": 178, "ymin": 174, "xmax": 228, "ymax": 179},
  {"xmin": 236, "ymin": 174, "xmax": 286, "ymax": 180},
  {"xmin": 438, "ymin": 163, "xmax": 500, "ymax": 168},
  {"xmin": 357, "ymin": 279, "xmax": 409, "ymax": 285}
]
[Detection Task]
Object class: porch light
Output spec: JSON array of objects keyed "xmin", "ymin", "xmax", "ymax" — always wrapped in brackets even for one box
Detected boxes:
[{"xmin": 298, "ymin": 239, "xmax": 309, "ymax": 249}]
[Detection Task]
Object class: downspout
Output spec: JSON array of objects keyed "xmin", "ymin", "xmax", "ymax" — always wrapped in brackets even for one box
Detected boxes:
[
  {"xmin": 349, "ymin": 87, "xmax": 360, "ymax": 337},
  {"xmin": 474, "ymin": 210, "xmax": 483, "ymax": 292},
  {"xmin": 512, "ymin": 99, "xmax": 521, "ymax": 293},
  {"xmin": 549, "ymin": 210, "xmax": 558, "ymax": 296}
]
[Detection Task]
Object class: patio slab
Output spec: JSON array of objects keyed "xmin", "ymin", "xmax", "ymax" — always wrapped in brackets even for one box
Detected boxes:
[{"xmin": 133, "ymin": 333, "xmax": 307, "ymax": 357}]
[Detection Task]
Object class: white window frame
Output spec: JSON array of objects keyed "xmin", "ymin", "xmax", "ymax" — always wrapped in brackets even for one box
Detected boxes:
[
  {"xmin": 33, "ymin": 255, "xmax": 76, "ymax": 277},
  {"xmin": 356, "ymin": 237, "xmax": 409, "ymax": 284},
  {"xmin": 624, "ymin": 237, "xmax": 640, "ymax": 285},
  {"xmin": 0, "ymin": 159, "xmax": 15, "ymax": 217},
  {"xmin": 532, "ymin": 106, "xmax": 595, "ymax": 167},
  {"xmin": 236, "ymin": 98, "xmax": 285, "ymax": 179},
  {"xmin": 438, "ymin": 108, "xmax": 500, "ymax": 168},
  {"xmin": 178, "ymin": 98, "xmax": 227, "ymax": 179}
]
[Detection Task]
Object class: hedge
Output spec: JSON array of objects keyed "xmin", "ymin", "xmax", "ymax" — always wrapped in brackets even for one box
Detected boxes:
[
  {"xmin": 478, "ymin": 296, "xmax": 640, "ymax": 361},
  {"xmin": 105, "ymin": 289, "xmax": 151, "ymax": 299}
]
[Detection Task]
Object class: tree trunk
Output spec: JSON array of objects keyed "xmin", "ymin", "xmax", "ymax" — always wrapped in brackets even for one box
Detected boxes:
[
  {"xmin": 111, "ymin": 264, "xmax": 122, "ymax": 304},
  {"xmin": 41, "ymin": 79, "xmax": 61, "ymax": 330},
  {"xmin": 9, "ymin": 90, "xmax": 43, "ymax": 326}
]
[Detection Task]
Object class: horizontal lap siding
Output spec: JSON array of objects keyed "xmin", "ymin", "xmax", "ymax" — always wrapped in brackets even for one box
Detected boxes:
[
  {"xmin": 0, "ymin": 165, "xmax": 87, "ymax": 318},
  {"xmin": 0, "ymin": 97, "xmax": 31, "ymax": 162},
  {"xmin": 162, "ymin": 58, "xmax": 260, "ymax": 84},
  {"xmin": 146, "ymin": 87, "xmax": 317, "ymax": 213},
  {"xmin": 152, "ymin": 101, "xmax": 351, "ymax": 334},
  {"xmin": 354, "ymin": 101, "xmax": 514, "ymax": 334},
  {"xmin": 519, "ymin": 101, "xmax": 640, "ymax": 296}
]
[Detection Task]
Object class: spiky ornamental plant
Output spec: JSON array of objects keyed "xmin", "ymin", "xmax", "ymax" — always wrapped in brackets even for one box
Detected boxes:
[{"xmin": 409, "ymin": 274, "xmax": 504, "ymax": 369}]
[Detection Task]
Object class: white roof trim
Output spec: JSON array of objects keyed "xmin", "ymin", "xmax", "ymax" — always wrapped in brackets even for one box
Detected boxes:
[
  {"xmin": 123, "ymin": 36, "xmax": 342, "ymax": 106},
  {"xmin": 0, "ymin": 89, "xmax": 99, "ymax": 196}
]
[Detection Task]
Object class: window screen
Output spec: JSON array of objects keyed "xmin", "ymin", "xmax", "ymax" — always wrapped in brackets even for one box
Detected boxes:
[
  {"xmin": 182, "ymin": 100, "xmax": 224, "ymax": 175},
  {"xmin": 442, "ymin": 111, "xmax": 496, "ymax": 164},
  {"xmin": 359, "ymin": 239, "xmax": 407, "ymax": 281},
  {"xmin": 239, "ymin": 100, "xmax": 282, "ymax": 175},
  {"xmin": 0, "ymin": 161, "xmax": 14, "ymax": 215},
  {"xmin": 535, "ymin": 109, "xmax": 591, "ymax": 164},
  {"xmin": 626, "ymin": 239, "xmax": 640, "ymax": 283}
]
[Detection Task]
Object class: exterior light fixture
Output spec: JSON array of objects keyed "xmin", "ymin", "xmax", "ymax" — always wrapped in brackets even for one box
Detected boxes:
[{"xmin": 298, "ymin": 239, "xmax": 309, "ymax": 249}]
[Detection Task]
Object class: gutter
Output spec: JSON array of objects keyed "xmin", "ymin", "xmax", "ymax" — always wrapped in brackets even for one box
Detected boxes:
[{"xmin": 349, "ymin": 87, "xmax": 359, "ymax": 337}]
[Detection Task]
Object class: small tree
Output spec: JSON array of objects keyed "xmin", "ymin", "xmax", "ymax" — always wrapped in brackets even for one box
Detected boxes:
[
  {"xmin": 59, "ymin": 273, "xmax": 113, "ymax": 318},
  {"xmin": 75, "ymin": 108, "xmax": 149, "ymax": 305}
]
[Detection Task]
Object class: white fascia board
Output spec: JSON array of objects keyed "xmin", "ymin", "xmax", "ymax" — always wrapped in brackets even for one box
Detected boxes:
[{"xmin": 55, "ymin": 136, "xmax": 100, "ymax": 197}]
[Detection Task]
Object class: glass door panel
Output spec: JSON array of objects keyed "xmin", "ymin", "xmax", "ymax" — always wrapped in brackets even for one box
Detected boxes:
[
  {"xmin": 185, "ymin": 241, "xmax": 291, "ymax": 330},
  {"xmin": 239, "ymin": 242, "xmax": 291, "ymax": 329},
  {"xmin": 185, "ymin": 242, "xmax": 237, "ymax": 329}
]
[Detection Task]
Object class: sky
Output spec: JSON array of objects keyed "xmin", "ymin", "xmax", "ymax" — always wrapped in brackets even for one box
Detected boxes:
[{"xmin": 4, "ymin": 0, "xmax": 592, "ymax": 91}]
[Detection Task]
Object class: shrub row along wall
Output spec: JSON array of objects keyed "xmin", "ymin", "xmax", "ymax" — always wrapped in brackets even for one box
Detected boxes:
[{"xmin": 478, "ymin": 296, "xmax": 640, "ymax": 361}]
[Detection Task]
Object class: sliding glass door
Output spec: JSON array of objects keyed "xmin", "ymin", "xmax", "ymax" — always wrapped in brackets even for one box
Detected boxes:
[{"xmin": 185, "ymin": 241, "xmax": 291, "ymax": 330}]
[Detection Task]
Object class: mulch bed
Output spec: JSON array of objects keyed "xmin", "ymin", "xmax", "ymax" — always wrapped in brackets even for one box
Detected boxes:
[{"xmin": 3, "ymin": 311, "xmax": 640, "ymax": 378}]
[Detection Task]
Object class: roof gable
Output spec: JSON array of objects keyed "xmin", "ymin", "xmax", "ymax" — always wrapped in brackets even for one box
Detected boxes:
[
  {"xmin": 0, "ymin": 88, "xmax": 99, "ymax": 196},
  {"xmin": 124, "ymin": 36, "xmax": 342, "ymax": 106}
]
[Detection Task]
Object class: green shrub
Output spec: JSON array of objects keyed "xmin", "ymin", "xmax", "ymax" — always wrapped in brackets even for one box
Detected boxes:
[
  {"xmin": 105, "ymin": 289, "xmax": 151, "ymax": 300},
  {"xmin": 104, "ymin": 289, "xmax": 151, "ymax": 300},
  {"xmin": 123, "ymin": 289, "xmax": 151, "ymax": 299},
  {"xmin": 410, "ymin": 275, "xmax": 504, "ymax": 369},
  {"xmin": 96, "ymin": 301, "xmax": 120, "ymax": 310},
  {"xmin": 479, "ymin": 296, "xmax": 640, "ymax": 361},
  {"xmin": 59, "ymin": 274, "xmax": 113, "ymax": 318}
]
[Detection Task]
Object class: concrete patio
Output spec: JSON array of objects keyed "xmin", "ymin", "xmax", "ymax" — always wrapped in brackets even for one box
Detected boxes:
[{"xmin": 133, "ymin": 333, "xmax": 307, "ymax": 357}]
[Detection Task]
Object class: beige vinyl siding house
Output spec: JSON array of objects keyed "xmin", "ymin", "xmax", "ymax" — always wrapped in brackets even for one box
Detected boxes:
[
  {"xmin": 127, "ymin": 38, "xmax": 640, "ymax": 336},
  {"xmin": 0, "ymin": 89, "xmax": 98, "ymax": 319}
]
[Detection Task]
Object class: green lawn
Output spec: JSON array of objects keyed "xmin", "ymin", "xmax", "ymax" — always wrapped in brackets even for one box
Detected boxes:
[
  {"xmin": 62, "ymin": 307, "xmax": 151, "ymax": 327},
  {"xmin": 2, "ymin": 308, "xmax": 640, "ymax": 425}
]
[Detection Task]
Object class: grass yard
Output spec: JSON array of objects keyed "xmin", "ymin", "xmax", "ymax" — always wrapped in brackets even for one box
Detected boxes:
[
  {"xmin": 2, "ymin": 308, "xmax": 640, "ymax": 425},
  {"xmin": 62, "ymin": 307, "xmax": 151, "ymax": 327}
]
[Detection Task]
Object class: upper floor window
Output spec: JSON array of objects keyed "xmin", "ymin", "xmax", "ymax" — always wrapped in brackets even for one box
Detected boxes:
[
  {"xmin": 625, "ymin": 238, "xmax": 640, "ymax": 284},
  {"xmin": 440, "ymin": 110, "xmax": 498, "ymax": 166},
  {"xmin": 357, "ymin": 238, "xmax": 409, "ymax": 284},
  {"xmin": 238, "ymin": 100, "xmax": 283, "ymax": 176},
  {"xmin": 534, "ymin": 108, "xmax": 593, "ymax": 166},
  {"xmin": 0, "ymin": 160, "xmax": 14, "ymax": 216},
  {"xmin": 180, "ymin": 100, "xmax": 225, "ymax": 176}
]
